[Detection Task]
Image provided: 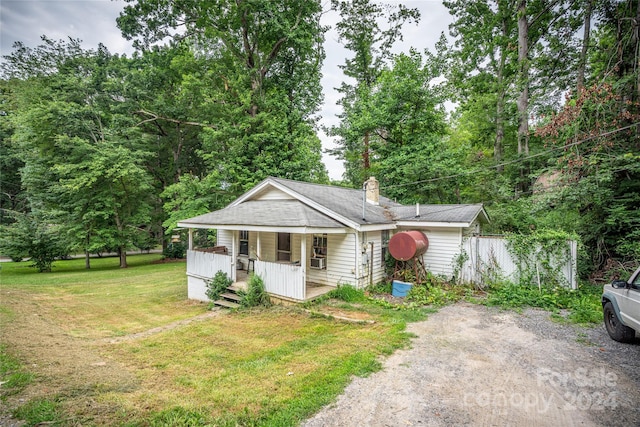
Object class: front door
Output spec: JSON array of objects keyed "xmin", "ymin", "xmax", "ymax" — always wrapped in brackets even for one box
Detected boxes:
[{"xmin": 277, "ymin": 233, "xmax": 291, "ymax": 262}]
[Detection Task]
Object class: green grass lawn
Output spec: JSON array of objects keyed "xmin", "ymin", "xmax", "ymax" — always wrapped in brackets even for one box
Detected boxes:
[
  {"xmin": 0, "ymin": 255, "xmax": 425, "ymax": 426},
  {"xmin": 1, "ymin": 255, "xmax": 204, "ymax": 338}
]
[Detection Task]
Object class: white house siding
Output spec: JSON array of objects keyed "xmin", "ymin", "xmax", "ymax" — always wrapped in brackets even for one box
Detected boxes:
[
  {"xmin": 360, "ymin": 231, "xmax": 386, "ymax": 287},
  {"xmin": 217, "ymin": 229, "xmax": 234, "ymax": 250},
  {"xmin": 395, "ymin": 227, "xmax": 463, "ymax": 279},
  {"xmin": 254, "ymin": 187, "xmax": 294, "ymax": 200},
  {"xmin": 259, "ymin": 232, "xmax": 276, "ymax": 261},
  {"xmin": 326, "ymin": 233, "xmax": 358, "ymax": 288}
]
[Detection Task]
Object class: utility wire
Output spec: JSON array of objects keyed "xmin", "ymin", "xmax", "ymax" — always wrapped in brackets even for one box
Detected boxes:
[{"xmin": 380, "ymin": 122, "xmax": 640, "ymax": 191}]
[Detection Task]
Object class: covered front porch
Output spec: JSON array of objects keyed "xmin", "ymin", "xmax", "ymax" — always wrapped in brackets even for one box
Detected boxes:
[
  {"xmin": 185, "ymin": 249, "xmax": 335, "ymax": 303},
  {"xmin": 177, "ymin": 194, "xmax": 361, "ymax": 303}
]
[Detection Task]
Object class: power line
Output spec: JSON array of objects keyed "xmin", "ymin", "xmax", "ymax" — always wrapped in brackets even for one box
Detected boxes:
[{"xmin": 380, "ymin": 122, "xmax": 640, "ymax": 191}]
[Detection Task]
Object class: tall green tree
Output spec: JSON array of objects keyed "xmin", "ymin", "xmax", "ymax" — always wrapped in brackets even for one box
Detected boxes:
[
  {"xmin": 444, "ymin": 0, "xmax": 583, "ymax": 190},
  {"xmin": 2, "ymin": 38, "xmax": 154, "ymax": 268},
  {"xmin": 328, "ymin": 0, "xmax": 420, "ymax": 186},
  {"xmin": 364, "ymin": 51, "xmax": 453, "ymax": 203},
  {"xmin": 118, "ymin": 0, "xmax": 328, "ymax": 199}
]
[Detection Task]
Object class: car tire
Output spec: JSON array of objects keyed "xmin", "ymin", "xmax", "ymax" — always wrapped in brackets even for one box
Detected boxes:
[{"xmin": 603, "ymin": 302, "xmax": 636, "ymax": 343}]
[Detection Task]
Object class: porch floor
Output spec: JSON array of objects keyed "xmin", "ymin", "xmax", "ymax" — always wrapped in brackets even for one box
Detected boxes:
[{"xmin": 233, "ymin": 269, "xmax": 334, "ymax": 302}]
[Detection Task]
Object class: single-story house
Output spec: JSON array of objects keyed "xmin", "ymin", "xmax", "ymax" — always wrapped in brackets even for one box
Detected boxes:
[{"xmin": 177, "ymin": 176, "xmax": 489, "ymax": 303}]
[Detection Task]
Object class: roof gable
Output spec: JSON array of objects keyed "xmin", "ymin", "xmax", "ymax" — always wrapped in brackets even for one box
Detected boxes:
[
  {"xmin": 179, "ymin": 177, "xmax": 489, "ymax": 230},
  {"xmin": 232, "ymin": 177, "xmax": 398, "ymax": 229}
]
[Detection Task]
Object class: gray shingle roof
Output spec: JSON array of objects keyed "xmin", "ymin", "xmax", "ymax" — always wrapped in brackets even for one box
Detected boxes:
[
  {"xmin": 270, "ymin": 177, "xmax": 400, "ymax": 225},
  {"xmin": 179, "ymin": 200, "xmax": 345, "ymax": 228},
  {"xmin": 179, "ymin": 177, "xmax": 488, "ymax": 229},
  {"xmin": 390, "ymin": 204, "xmax": 488, "ymax": 224}
]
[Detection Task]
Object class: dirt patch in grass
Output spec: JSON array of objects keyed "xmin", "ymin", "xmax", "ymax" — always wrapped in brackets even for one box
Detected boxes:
[
  {"xmin": 0, "ymin": 289, "xmax": 139, "ymax": 424},
  {"xmin": 311, "ymin": 306, "xmax": 375, "ymax": 322}
]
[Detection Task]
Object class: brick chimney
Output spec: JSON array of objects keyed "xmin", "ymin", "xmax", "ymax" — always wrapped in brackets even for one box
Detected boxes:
[{"xmin": 365, "ymin": 176, "xmax": 379, "ymax": 205}]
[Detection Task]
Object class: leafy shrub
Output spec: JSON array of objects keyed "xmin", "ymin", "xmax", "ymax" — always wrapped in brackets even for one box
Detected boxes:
[
  {"xmin": 328, "ymin": 284, "xmax": 366, "ymax": 303},
  {"xmin": 163, "ymin": 242, "xmax": 186, "ymax": 259},
  {"xmin": 205, "ymin": 271, "xmax": 233, "ymax": 301},
  {"xmin": 0, "ymin": 214, "xmax": 69, "ymax": 272},
  {"xmin": 238, "ymin": 274, "xmax": 271, "ymax": 308}
]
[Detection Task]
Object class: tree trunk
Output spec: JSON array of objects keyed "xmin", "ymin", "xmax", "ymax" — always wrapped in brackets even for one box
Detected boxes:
[
  {"xmin": 118, "ymin": 246, "xmax": 128, "ymax": 268},
  {"xmin": 85, "ymin": 250, "xmax": 91, "ymax": 270},
  {"xmin": 516, "ymin": 0, "xmax": 530, "ymax": 194},
  {"xmin": 495, "ymin": 17, "xmax": 508, "ymax": 173},
  {"xmin": 576, "ymin": 0, "xmax": 593, "ymax": 92},
  {"xmin": 363, "ymin": 131, "xmax": 370, "ymax": 171},
  {"xmin": 517, "ymin": 0, "xmax": 529, "ymax": 157}
]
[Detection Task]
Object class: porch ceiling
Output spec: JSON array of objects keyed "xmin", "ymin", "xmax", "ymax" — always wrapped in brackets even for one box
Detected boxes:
[{"xmin": 177, "ymin": 200, "xmax": 347, "ymax": 230}]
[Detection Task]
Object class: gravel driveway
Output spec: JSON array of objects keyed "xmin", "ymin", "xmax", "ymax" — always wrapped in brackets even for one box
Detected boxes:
[{"xmin": 302, "ymin": 303, "xmax": 640, "ymax": 427}]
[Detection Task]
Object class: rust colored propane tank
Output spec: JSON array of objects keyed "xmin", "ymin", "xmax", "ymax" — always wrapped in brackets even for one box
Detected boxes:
[{"xmin": 388, "ymin": 231, "xmax": 429, "ymax": 261}]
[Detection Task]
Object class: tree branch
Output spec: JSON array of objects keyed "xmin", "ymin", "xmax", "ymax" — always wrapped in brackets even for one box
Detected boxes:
[{"xmin": 133, "ymin": 110, "xmax": 216, "ymax": 129}]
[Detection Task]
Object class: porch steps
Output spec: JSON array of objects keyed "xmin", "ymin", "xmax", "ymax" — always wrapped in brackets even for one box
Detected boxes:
[
  {"xmin": 214, "ymin": 299, "xmax": 240, "ymax": 309},
  {"xmin": 213, "ymin": 286, "xmax": 242, "ymax": 309}
]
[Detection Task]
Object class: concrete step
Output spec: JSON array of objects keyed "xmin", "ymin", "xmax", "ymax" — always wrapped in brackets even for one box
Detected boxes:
[
  {"xmin": 220, "ymin": 292, "xmax": 242, "ymax": 302},
  {"xmin": 214, "ymin": 299, "xmax": 240, "ymax": 309}
]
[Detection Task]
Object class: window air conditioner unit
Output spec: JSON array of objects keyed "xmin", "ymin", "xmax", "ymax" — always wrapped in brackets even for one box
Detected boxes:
[{"xmin": 310, "ymin": 257, "xmax": 325, "ymax": 269}]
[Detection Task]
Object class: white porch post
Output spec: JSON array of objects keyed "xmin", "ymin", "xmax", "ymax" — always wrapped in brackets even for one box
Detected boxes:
[
  {"xmin": 301, "ymin": 234, "xmax": 307, "ymax": 299},
  {"xmin": 256, "ymin": 232, "xmax": 261, "ymax": 259},
  {"xmin": 354, "ymin": 231, "xmax": 361, "ymax": 288},
  {"xmin": 231, "ymin": 230, "xmax": 237, "ymax": 282},
  {"xmin": 188, "ymin": 228, "xmax": 193, "ymax": 250}
]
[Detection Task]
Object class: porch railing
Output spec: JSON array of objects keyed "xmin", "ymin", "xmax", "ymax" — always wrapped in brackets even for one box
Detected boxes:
[
  {"xmin": 255, "ymin": 260, "xmax": 305, "ymax": 301},
  {"xmin": 186, "ymin": 250, "xmax": 233, "ymax": 279}
]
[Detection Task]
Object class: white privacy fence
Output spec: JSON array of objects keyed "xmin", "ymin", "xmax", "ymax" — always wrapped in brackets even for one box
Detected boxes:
[
  {"xmin": 458, "ymin": 236, "xmax": 578, "ymax": 289},
  {"xmin": 255, "ymin": 260, "xmax": 305, "ymax": 300},
  {"xmin": 186, "ymin": 250, "xmax": 233, "ymax": 279}
]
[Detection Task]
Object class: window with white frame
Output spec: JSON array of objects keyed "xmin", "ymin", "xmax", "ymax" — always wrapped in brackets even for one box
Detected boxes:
[
  {"xmin": 311, "ymin": 233, "xmax": 327, "ymax": 269},
  {"xmin": 239, "ymin": 230, "xmax": 249, "ymax": 256}
]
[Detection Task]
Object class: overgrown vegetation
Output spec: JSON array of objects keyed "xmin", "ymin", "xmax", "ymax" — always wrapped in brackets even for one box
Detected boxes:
[
  {"xmin": 505, "ymin": 229, "xmax": 577, "ymax": 287},
  {"xmin": 205, "ymin": 270, "xmax": 233, "ymax": 302},
  {"xmin": 237, "ymin": 274, "xmax": 271, "ymax": 308},
  {"xmin": 480, "ymin": 281, "xmax": 602, "ymax": 325},
  {"xmin": 328, "ymin": 283, "xmax": 367, "ymax": 303}
]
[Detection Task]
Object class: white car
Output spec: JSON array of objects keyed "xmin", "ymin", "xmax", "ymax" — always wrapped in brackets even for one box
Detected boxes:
[{"xmin": 602, "ymin": 266, "xmax": 640, "ymax": 343}]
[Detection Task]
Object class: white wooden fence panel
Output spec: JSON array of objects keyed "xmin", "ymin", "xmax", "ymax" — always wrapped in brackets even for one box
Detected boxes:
[
  {"xmin": 460, "ymin": 237, "xmax": 577, "ymax": 289},
  {"xmin": 255, "ymin": 260, "xmax": 305, "ymax": 300},
  {"xmin": 186, "ymin": 250, "xmax": 233, "ymax": 279}
]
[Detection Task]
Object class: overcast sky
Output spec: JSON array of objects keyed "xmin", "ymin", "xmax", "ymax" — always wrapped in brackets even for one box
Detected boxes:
[{"xmin": 0, "ymin": 0, "xmax": 453, "ymax": 180}]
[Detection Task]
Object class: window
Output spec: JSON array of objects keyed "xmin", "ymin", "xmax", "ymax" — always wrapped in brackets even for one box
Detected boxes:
[
  {"xmin": 277, "ymin": 233, "xmax": 291, "ymax": 261},
  {"xmin": 311, "ymin": 234, "xmax": 328, "ymax": 269},
  {"xmin": 312, "ymin": 234, "xmax": 327, "ymax": 258},
  {"xmin": 381, "ymin": 230, "xmax": 390, "ymax": 266},
  {"xmin": 239, "ymin": 230, "xmax": 249, "ymax": 256}
]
